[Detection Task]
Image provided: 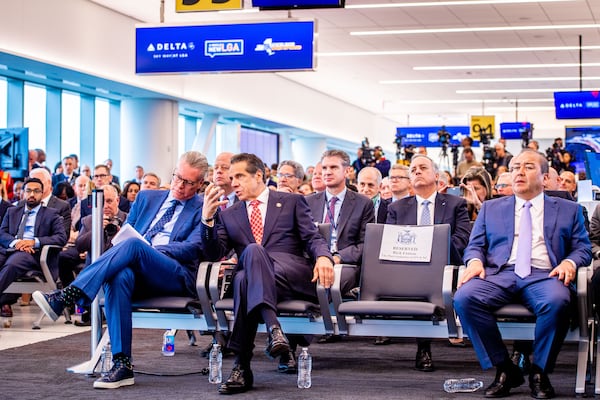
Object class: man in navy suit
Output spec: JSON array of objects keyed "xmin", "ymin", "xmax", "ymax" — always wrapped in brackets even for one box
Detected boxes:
[
  {"xmin": 51, "ymin": 155, "xmax": 79, "ymax": 187},
  {"xmin": 34, "ymin": 151, "xmax": 208, "ymax": 390},
  {"xmin": 306, "ymin": 150, "xmax": 375, "ymax": 295},
  {"xmin": 0, "ymin": 178, "xmax": 67, "ymax": 312},
  {"xmin": 387, "ymin": 154, "xmax": 471, "ymax": 372},
  {"xmin": 454, "ymin": 149, "xmax": 591, "ymax": 399},
  {"xmin": 201, "ymin": 153, "xmax": 334, "ymax": 395},
  {"xmin": 357, "ymin": 166, "xmax": 389, "ymax": 224}
]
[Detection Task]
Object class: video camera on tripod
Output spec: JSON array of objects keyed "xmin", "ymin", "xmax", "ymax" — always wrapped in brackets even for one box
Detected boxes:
[{"xmin": 360, "ymin": 137, "xmax": 375, "ymax": 166}]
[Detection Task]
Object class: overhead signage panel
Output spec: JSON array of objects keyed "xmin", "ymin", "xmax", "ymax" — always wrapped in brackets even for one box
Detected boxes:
[
  {"xmin": 175, "ymin": 0, "xmax": 243, "ymax": 12},
  {"xmin": 554, "ymin": 91, "xmax": 600, "ymax": 119},
  {"xmin": 396, "ymin": 126, "xmax": 472, "ymax": 147},
  {"xmin": 136, "ymin": 21, "xmax": 315, "ymax": 74}
]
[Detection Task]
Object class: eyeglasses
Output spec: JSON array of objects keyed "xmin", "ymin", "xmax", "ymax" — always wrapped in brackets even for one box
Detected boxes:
[
  {"xmin": 389, "ymin": 176, "xmax": 409, "ymax": 181},
  {"xmin": 495, "ymin": 183, "xmax": 511, "ymax": 189},
  {"xmin": 93, "ymin": 174, "xmax": 109, "ymax": 179},
  {"xmin": 24, "ymin": 188, "xmax": 43, "ymax": 195},
  {"xmin": 172, "ymin": 173, "xmax": 198, "ymax": 187},
  {"xmin": 277, "ymin": 173, "xmax": 296, "ymax": 180}
]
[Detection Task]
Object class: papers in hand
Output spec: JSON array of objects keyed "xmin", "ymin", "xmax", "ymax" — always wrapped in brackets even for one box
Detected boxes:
[{"xmin": 111, "ymin": 223, "xmax": 148, "ymax": 246}]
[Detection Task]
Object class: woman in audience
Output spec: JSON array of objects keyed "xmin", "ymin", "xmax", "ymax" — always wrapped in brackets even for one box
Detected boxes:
[
  {"xmin": 119, "ymin": 181, "xmax": 140, "ymax": 213},
  {"xmin": 52, "ymin": 181, "xmax": 75, "ymax": 201},
  {"xmin": 299, "ymin": 182, "xmax": 314, "ymax": 196},
  {"xmin": 460, "ymin": 166, "xmax": 493, "ymax": 221},
  {"xmin": 559, "ymin": 151, "xmax": 576, "ymax": 173}
]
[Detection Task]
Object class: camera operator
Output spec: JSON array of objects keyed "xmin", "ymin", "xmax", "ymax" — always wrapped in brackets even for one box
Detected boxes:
[
  {"xmin": 75, "ymin": 185, "xmax": 127, "ymax": 265},
  {"xmin": 545, "ymin": 137, "xmax": 565, "ymax": 171},
  {"xmin": 373, "ymin": 146, "xmax": 391, "ymax": 177},
  {"xmin": 491, "ymin": 142, "xmax": 513, "ymax": 179}
]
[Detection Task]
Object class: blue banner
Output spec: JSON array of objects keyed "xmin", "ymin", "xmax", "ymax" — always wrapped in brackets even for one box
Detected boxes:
[
  {"xmin": 554, "ymin": 91, "xmax": 600, "ymax": 119},
  {"xmin": 136, "ymin": 21, "xmax": 315, "ymax": 74},
  {"xmin": 396, "ymin": 126, "xmax": 474, "ymax": 147},
  {"xmin": 499, "ymin": 122, "xmax": 531, "ymax": 140}
]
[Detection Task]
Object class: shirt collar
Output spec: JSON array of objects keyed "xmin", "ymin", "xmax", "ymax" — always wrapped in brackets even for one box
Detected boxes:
[
  {"xmin": 515, "ymin": 192, "xmax": 544, "ymax": 211},
  {"xmin": 326, "ymin": 187, "xmax": 347, "ymax": 203},
  {"xmin": 247, "ymin": 187, "xmax": 270, "ymax": 207},
  {"xmin": 415, "ymin": 191, "xmax": 437, "ymax": 206}
]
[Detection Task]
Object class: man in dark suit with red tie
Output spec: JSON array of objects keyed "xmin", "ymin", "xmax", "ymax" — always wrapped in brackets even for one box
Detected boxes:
[
  {"xmin": 454, "ymin": 149, "xmax": 592, "ymax": 399},
  {"xmin": 387, "ymin": 154, "xmax": 471, "ymax": 372},
  {"xmin": 201, "ymin": 153, "xmax": 334, "ymax": 395},
  {"xmin": 0, "ymin": 178, "xmax": 67, "ymax": 314}
]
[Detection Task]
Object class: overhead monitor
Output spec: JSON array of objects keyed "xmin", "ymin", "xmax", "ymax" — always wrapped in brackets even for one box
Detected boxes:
[
  {"xmin": 499, "ymin": 122, "xmax": 532, "ymax": 140},
  {"xmin": 252, "ymin": 0, "xmax": 344, "ymax": 9},
  {"xmin": 0, "ymin": 127, "xmax": 29, "ymax": 179},
  {"xmin": 554, "ymin": 91, "xmax": 600, "ymax": 119}
]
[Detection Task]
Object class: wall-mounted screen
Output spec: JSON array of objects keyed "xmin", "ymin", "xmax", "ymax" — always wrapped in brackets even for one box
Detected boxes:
[
  {"xmin": 499, "ymin": 122, "xmax": 532, "ymax": 140},
  {"xmin": 252, "ymin": 0, "xmax": 344, "ymax": 9},
  {"xmin": 0, "ymin": 127, "xmax": 29, "ymax": 179},
  {"xmin": 554, "ymin": 91, "xmax": 600, "ymax": 119}
]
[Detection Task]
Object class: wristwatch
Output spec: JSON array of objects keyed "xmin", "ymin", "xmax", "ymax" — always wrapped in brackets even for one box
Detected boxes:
[{"xmin": 201, "ymin": 215, "xmax": 215, "ymax": 224}]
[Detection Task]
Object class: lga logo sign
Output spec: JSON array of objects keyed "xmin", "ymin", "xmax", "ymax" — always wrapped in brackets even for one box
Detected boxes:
[{"xmin": 136, "ymin": 21, "xmax": 315, "ymax": 74}]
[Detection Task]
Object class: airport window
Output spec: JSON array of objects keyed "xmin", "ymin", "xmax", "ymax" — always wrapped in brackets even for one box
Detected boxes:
[
  {"xmin": 240, "ymin": 126, "xmax": 279, "ymax": 167},
  {"xmin": 61, "ymin": 91, "xmax": 80, "ymax": 160},
  {"xmin": 23, "ymin": 82, "xmax": 47, "ymax": 150},
  {"xmin": 0, "ymin": 78, "xmax": 6, "ymax": 128},
  {"xmin": 95, "ymin": 97, "xmax": 109, "ymax": 165}
]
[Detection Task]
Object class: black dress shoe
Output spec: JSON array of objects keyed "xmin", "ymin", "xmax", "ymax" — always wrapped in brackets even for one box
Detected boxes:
[
  {"xmin": 317, "ymin": 334, "xmax": 342, "ymax": 344},
  {"xmin": 218, "ymin": 366, "xmax": 253, "ymax": 395},
  {"xmin": 415, "ymin": 348, "xmax": 434, "ymax": 372},
  {"xmin": 278, "ymin": 350, "xmax": 297, "ymax": 374},
  {"xmin": 484, "ymin": 364, "xmax": 525, "ymax": 398},
  {"xmin": 265, "ymin": 325, "xmax": 290, "ymax": 359},
  {"xmin": 1, "ymin": 304, "xmax": 12, "ymax": 318},
  {"xmin": 529, "ymin": 372, "xmax": 555, "ymax": 399},
  {"xmin": 510, "ymin": 350, "xmax": 531, "ymax": 375},
  {"xmin": 374, "ymin": 336, "xmax": 391, "ymax": 345}
]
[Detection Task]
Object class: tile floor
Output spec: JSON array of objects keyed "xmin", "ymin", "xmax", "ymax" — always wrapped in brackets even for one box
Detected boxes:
[{"xmin": 0, "ymin": 302, "xmax": 89, "ymax": 351}]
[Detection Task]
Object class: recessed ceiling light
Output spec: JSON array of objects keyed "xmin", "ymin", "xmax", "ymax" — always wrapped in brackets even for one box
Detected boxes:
[
  {"xmin": 346, "ymin": 0, "xmax": 573, "ymax": 10},
  {"xmin": 351, "ymin": 23, "xmax": 600, "ymax": 36},
  {"xmin": 381, "ymin": 76, "xmax": 600, "ymax": 84},
  {"xmin": 456, "ymin": 88, "xmax": 588, "ymax": 94},
  {"xmin": 414, "ymin": 63, "xmax": 600, "ymax": 71}
]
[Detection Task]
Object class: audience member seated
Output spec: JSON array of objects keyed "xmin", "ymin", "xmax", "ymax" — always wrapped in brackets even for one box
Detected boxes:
[
  {"xmin": 357, "ymin": 166, "xmax": 388, "ymax": 224},
  {"xmin": 494, "ymin": 172, "xmax": 513, "ymax": 197},
  {"xmin": 29, "ymin": 168, "xmax": 72, "ymax": 238},
  {"xmin": 454, "ymin": 149, "xmax": 591, "ymax": 399},
  {"xmin": 591, "ymin": 205, "xmax": 600, "ymax": 310},
  {"xmin": 140, "ymin": 172, "xmax": 161, "ymax": 190},
  {"xmin": 276, "ymin": 161, "xmax": 304, "ymax": 194},
  {"xmin": 310, "ymin": 162, "xmax": 325, "ymax": 193},
  {"xmin": 298, "ymin": 182, "xmax": 314, "ymax": 196},
  {"xmin": 52, "ymin": 181, "xmax": 75, "ymax": 202},
  {"xmin": 200, "ymin": 153, "xmax": 334, "ymax": 395},
  {"xmin": 380, "ymin": 176, "xmax": 392, "ymax": 200},
  {"xmin": 52, "ymin": 156, "xmax": 79, "ymax": 187},
  {"xmin": 386, "ymin": 154, "xmax": 471, "ymax": 372},
  {"xmin": 389, "ymin": 164, "xmax": 411, "ymax": 202},
  {"xmin": 12, "ymin": 181, "xmax": 23, "ymax": 204},
  {"xmin": 456, "ymin": 147, "xmax": 482, "ymax": 179},
  {"xmin": 119, "ymin": 181, "xmax": 140, "ymax": 213},
  {"xmin": 559, "ymin": 171, "xmax": 577, "ymax": 200},
  {"xmin": 0, "ymin": 178, "xmax": 67, "ymax": 321},
  {"xmin": 80, "ymin": 164, "xmax": 113, "ymax": 221},
  {"xmin": 104, "ymin": 158, "xmax": 120, "ymax": 186},
  {"xmin": 460, "ymin": 166, "xmax": 493, "ymax": 221},
  {"xmin": 33, "ymin": 151, "xmax": 208, "ymax": 390}
]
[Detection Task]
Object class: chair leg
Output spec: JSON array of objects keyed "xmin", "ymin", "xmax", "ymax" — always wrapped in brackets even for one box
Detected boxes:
[{"xmin": 32, "ymin": 311, "xmax": 44, "ymax": 330}]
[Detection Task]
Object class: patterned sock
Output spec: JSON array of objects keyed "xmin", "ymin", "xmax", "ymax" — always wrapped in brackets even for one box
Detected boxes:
[
  {"xmin": 112, "ymin": 353, "xmax": 133, "ymax": 369},
  {"xmin": 62, "ymin": 286, "xmax": 84, "ymax": 306}
]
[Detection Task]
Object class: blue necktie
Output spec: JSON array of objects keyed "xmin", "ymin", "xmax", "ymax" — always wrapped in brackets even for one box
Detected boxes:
[
  {"xmin": 144, "ymin": 200, "xmax": 180, "ymax": 241},
  {"xmin": 515, "ymin": 201, "xmax": 532, "ymax": 279},
  {"xmin": 420, "ymin": 200, "xmax": 431, "ymax": 225}
]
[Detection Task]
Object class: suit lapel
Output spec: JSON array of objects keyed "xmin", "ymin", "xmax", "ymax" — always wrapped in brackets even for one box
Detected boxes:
[
  {"xmin": 336, "ymin": 191, "xmax": 353, "ymax": 234},
  {"xmin": 434, "ymin": 195, "xmax": 446, "ymax": 224},
  {"xmin": 543, "ymin": 195, "xmax": 558, "ymax": 264},
  {"xmin": 33, "ymin": 207, "xmax": 43, "ymax": 235},
  {"xmin": 232, "ymin": 201, "xmax": 255, "ymax": 243},
  {"xmin": 504, "ymin": 196, "xmax": 516, "ymax": 255},
  {"xmin": 403, "ymin": 197, "xmax": 418, "ymax": 225},
  {"xmin": 313, "ymin": 192, "xmax": 326, "ymax": 223},
  {"xmin": 263, "ymin": 193, "xmax": 284, "ymax": 244},
  {"xmin": 170, "ymin": 196, "xmax": 194, "ymax": 241}
]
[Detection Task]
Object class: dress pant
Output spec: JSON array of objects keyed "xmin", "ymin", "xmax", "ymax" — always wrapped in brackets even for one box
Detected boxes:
[
  {"xmin": 71, "ymin": 238, "xmax": 194, "ymax": 357},
  {"xmin": 0, "ymin": 251, "xmax": 40, "ymax": 305},
  {"xmin": 454, "ymin": 266, "xmax": 571, "ymax": 372}
]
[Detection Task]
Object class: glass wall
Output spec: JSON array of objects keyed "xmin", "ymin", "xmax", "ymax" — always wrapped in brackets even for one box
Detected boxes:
[
  {"xmin": 60, "ymin": 91, "xmax": 81, "ymax": 163},
  {"xmin": 0, "ymin": 78, "xmax": 6, "ymax": 128},
  {"xmin": 95, "ymin": 97, "xmax": 109, "ymax": 165},
  {"xmin": 23, "ymin": 83, "xmax": 46, "ymax": 150}
]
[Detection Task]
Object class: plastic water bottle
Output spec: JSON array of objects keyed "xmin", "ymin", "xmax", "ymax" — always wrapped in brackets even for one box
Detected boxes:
[
  {"xmin": 100, "ymin": 342, "xmax": 113, "ymax": 376},
  {"xmin": 443, "ymin": 378, "xmax": 484, "ymax": 393},
  {"xmin": 162, "ymin": 329, "xmax": 176, "ymax": 356},
  {"xmin": 208, "ymin": 343, "xmax": 223, "ymax": 384},
  {"xmin": 297, "ymin": 347, "xmax": 312, "ymax": 389}
]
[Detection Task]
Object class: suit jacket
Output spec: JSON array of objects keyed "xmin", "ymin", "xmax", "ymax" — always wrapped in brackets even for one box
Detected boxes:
[
  {"xmin": 75, "ymin": 209, "xmax": 128, "ymax": 257},
  {"xmin": 386, "ymin": 193, "xmax": 471, "ymax": 266},
  {"xmin": 591, "ymin": 204, "xmax": 600, "ymax": 268},
  {"xmin": 464, "ymin": 194, "xmax": 592, "ymax": 274},
  {"xmin": 125, "ymin": 190, "xmax": 205, "ymax": 280},
  {"xmin": 201, "ymin": 191, "xmax": 332, "ymax": 299},
  {"xmin": 0, "ymin": 199, "xmax": 13, "ymax": 223},
  {"xmin": 305, "ymin": 190, "xmax": 375, "ymax": 264},
  {"xmin": 18, "ymin": 196, "xmax": 71, "ymax": 237},
  {"xmin": 0, "ymin": 205, "xmax": 68, "ymax": 276},
  {"xmin": 376, "ymin": 197, "xmax": 390, "ymax": 224},
  {"xmin": 52, "ymin": 172, "xmax": 79, "ymax": 187}
]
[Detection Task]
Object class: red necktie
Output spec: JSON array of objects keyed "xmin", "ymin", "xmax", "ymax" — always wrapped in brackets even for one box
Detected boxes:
[
  {"xmin": 324, "ymin": 196, "xmax": 338, "ymax": 223},
  {"xmin": 249, "ymin": 200, "xmax": 263, "ymax": 244}
]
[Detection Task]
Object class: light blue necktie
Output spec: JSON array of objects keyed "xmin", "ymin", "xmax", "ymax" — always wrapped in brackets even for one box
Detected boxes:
[
  {"xmin": 420, "ymin": 200, "xmax": 431, "ymax": 225},
  {"xmin": 515, "ymin": 201, "xmax": 532, "ymax": 278}
]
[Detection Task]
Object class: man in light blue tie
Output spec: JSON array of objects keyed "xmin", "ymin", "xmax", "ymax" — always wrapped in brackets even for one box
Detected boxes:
[
  {"xmin": 454, "ymin": 149, "xmax": 592, "ymax": 399},
  {"xmin": 33, "ymin": 151, "xmax": 209, "ymax": 390}
]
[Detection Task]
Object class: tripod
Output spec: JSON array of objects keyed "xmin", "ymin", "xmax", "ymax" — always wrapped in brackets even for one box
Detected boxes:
[{"xmin": 438, "ymin": 144, "xmax": 451, "ymax": 172}]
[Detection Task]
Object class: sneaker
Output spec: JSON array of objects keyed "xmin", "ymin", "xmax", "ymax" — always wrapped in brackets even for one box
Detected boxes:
[
  {"xmin": 32, "ymin": 290, "xmax": 66, "ymax": 322},
  {"xmin": 1, "ymin": 304, "xmax": 12, "ymax": 318},
  {"xmin": 93, "ymin": 361, "xmax": 135, "ymax": 389}
]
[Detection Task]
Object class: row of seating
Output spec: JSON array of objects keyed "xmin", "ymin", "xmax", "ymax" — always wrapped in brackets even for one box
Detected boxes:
[{"xmin": 52, "ymin": 223, "xmax": 595, "ymax": 396}]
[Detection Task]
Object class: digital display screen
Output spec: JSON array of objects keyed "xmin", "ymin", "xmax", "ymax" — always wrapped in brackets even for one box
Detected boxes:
[
  {"xmin": 253, "ymin": 0, "xmax": 343, "ymax": 9},
  {"xmin": 554, "ymin": 91, "xmax": 600, "ymax": 119},
  {"xmin": 499, "ymin": 122, "xmax": 532, "ymax": 140},
  {"xmin": 396, "ymin": 126, "xmax": 473, "ymax": 147}
]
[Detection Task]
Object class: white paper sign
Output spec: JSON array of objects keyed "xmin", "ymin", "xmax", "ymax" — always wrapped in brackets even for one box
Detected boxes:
[{"xmin": 379, "ymin": 225, "xmax": 434, "ymax": 262}]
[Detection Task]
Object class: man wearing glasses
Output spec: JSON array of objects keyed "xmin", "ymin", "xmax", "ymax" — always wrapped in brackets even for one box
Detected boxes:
[
  {"xmin": 389, "ymin": 164, "xmax": 411, "ymax": 202},
  {"xmin": 276, "ymin": 160, "xmax": 304, "ymax": 194},
  {"xmin": 0, "ymin": 178, "xmax": 67, "ymax": 321},
  {"xmin": 33, "ymin": 151, "xmax": 209, "ymax": 390},
  {"xmin": 78, "ymin": 164, "xmax": 115, "ymax": 225}
]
